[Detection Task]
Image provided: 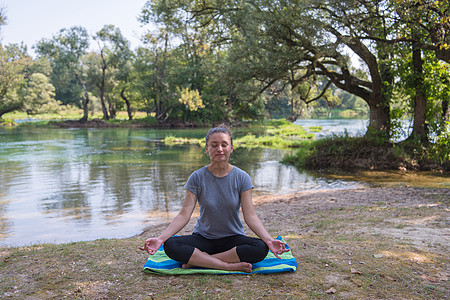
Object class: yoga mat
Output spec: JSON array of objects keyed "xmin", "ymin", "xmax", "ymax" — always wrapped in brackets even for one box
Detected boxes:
[{"xmin": 143, "ymin": 236, "xmax": 297, "ymax": 275}]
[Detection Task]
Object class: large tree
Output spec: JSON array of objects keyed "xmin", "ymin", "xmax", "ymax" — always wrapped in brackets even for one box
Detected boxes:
[
  {"xmin": 145, "ymin": 0, "xmax": 393, "ymax": 135},
  {"xmin": 91, "ymin": 25, "xmax": 131, "ymax": 120},
  {"xmin": 35, "ymin": 26, "xmax": 91, "ymax": 121},
  {"xmin": 22, "ymin": 73, "xmax": 60, "ymax": 116},
  {"xmin": 0, "ymin": 44, "xmax": 31, "ymax": 118},
  {"xmin": 140, "ymin": 1, "xmax": 270, "ymax": 122},
  {"xmin": 351, "ymin": 0, "xmax": 449, "ymax": 141}
]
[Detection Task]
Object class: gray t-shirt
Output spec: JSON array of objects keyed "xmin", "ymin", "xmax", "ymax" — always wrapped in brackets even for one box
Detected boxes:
[{"xmin": 184, "ymin": 166, "xmax": 254, "ymax": 239}]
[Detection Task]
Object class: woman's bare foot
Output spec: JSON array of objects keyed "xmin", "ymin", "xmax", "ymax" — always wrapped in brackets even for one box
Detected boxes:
[
  {"xmin": 182, "ymin": 262, "xmax": 252, "ymax": 273},
  {"xmin": 227, "ymin": 262, "xmax": 252, "ymax": 273},
  {"xmin": 181, "ymin": 263, "xmax": 193, "ymax": 269}
]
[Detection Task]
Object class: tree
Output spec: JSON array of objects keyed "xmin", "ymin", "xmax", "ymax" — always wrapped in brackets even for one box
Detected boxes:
[
  {"xmin": 357, "ymin": 0, "xmax": 450, "ymax": 141},
  {"xmin": 140, "ymin": 1, "xmax": 270, "ymax": 122},
  {"xmin": 0, "ymin": 44, "xmax": 31, "ymax": 118},
  {"xmin": 386, "ymin": 0, "xmax": 450, "ymax": 64},
  {"xmin": 92, "ymin": 25, "xmax": 131, "ymax": 120},
  {"xmin": 35, "ymin": 26, "xmax": 91, "ymax": 121},
  {"xmin": 140, "ymin": 31, "xmax": 173, "ymax": 122},
  {"xmin": 145, "ymin": 0, "xmax": 393, "ymax": 135},
  {"xmin": 22, "ymin": 73, "xmax": 60, "ymax": 116},
  {"xmin": 116, "ymin": 58, "xmax": 136, "ymax": 120},
  {"xmin": 132, "ymin": 47, "xmax": 156, "ymax": 116},
  {"xmin": 0, "ymin": 6, "xmax": 6, "ymax": 30}
]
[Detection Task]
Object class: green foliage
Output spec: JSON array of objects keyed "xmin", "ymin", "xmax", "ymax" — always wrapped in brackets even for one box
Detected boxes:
[
  {"xmin": 429, "ymin": 130, "xmax": 450, "ymax": 166},
  {"xmin": 22, "ymin": 73, "xmax": 60, "ymax": 115},
  {"xmin": 0, "ymin": 44, "xmax": 32, "ymax": 118},
  {"xmin": 392, "ymin": 48, "xmax": 450, "ymax": 141},
  {"xmin": 34, "ymin": 26, "xmax": 90, "ymax": 107},
  {"xmin": 89, "ymin": 25, "xmax": 132, "ymax": 120}
]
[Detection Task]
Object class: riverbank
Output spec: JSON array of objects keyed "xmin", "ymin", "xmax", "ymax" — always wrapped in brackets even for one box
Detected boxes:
[{"xmin": 1, "ymin": 187, "xmax": 448, "ymax": 299}]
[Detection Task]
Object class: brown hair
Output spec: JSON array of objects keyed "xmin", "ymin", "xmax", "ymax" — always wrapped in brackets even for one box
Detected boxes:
[{"xmin": 205, "ymin": 124, "xmax": 233, "ymax": 146}]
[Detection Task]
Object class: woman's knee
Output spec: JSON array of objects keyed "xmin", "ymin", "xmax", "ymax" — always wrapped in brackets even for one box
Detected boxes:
[
  {"xmin": 237, "ymin": 240, "xmax": 269, "ymax": 263},
  {"xmin": 253, "ymin": 241, "xmax": 269, "ymax": 262},
  {"xmin": 163, "ymin": 237, "xmax": 193, "ymax": 264}
]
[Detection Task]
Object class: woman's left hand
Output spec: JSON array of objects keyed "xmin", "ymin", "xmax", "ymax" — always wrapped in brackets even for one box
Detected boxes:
[{"xmin": 266, "ymin": 239, "xmax": 290, "ymax": 259}]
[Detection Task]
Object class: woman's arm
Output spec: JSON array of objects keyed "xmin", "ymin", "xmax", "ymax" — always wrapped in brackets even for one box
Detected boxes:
[
  {"xmin": 241, "ymin": 189, "xmax": 290, "ymax": 258},
  {"xmin": 140, "ymin": 190, "xmax": 197, "ymax": 254}
]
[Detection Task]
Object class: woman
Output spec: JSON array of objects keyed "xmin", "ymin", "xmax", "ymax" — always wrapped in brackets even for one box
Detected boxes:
[{"xmin": 140, "ymin": 125, "xmax": 289, "ymax": 273}]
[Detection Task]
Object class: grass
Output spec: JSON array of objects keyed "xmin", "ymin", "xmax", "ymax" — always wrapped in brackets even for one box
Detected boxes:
[
  {"xmin": 282, "ymin": 132, "xmax": 450, "ymax": 172},
  {"xmin": 0, "ymin": 187, "xmax": 448, "ymax": 299},
  {"xmin": 164, "ymin": 119, "xmax": 317, "ymax": 149},
  {"xmin": 2, "ymin": 110, "xmax": 149, "ymax": 121},
  {"xmin": 164, "ymin": 135, "xmax": 203, "ymax": 146},
  {"xmin": 307, "ymin": 126, "xmax": 323, "ymax": 133}
]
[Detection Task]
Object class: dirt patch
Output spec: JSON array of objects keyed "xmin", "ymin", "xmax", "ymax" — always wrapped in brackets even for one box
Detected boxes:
[{"xmin": 246, "ymin": 187, "xmax": 449, "ymax": 256}]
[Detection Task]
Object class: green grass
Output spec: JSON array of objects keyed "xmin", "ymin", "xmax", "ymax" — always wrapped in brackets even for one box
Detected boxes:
[
  {"xmin": 3, "ymin": 109, "xmax": 149, "ymax": 121},
  {"xmin": 283, "ymin": 132, "xmax": 450, "ymax": 172},
  {"xmin": 308, "ymin": 126, "xmax": 323, "ymax": 132},
  {"xmin": 164, "ymin": 135, "xmax": 203, "ymax": 146},
  {"xmin": 163, "ymin": 119, "xmax": 316, "ymax": 149}
]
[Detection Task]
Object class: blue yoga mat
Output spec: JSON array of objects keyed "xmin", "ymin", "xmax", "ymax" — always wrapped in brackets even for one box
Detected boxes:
[{"xmin": 143, "ymin": 235, "xmax": 297, "ymax": 275}]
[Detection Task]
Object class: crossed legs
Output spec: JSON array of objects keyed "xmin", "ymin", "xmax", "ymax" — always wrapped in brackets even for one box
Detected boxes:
[
  {"xmin": 164, "ymin": 234, "xmax": 268, "ymax": 273},
  {"xmin": 186, "ymin": 247, "xmax": 252, "ymax": 272}
]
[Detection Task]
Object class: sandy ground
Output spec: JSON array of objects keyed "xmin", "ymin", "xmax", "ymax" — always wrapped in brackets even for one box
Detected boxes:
[{"xmin": 251, "ymin": 187, "xmax": 449, "ymax": 254}]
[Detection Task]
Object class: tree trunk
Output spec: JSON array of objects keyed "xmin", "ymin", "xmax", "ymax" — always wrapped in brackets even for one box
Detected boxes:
[
  {"xmin": 75, "ymin": 73, "xmax": 90, "ymax": 122},
  {"xmin": 441, "ymin": 76, "xmax": 449, "ymax": 131},
  {"xmin": 0, "ymin": 104, "xmax": 22, "ymax": 119},
  {"xmin": 367, "ymin": 97, "xmax": 390, "ymax": 135},
  {"xmin": 99, "ymin": 63, "xmax": 110, "ymax": 120},
  {"xmin": 409, "ymin": 46, "xmax": 427, "ymax": 142},
  {"xmin": 287, "ymin": 94, "xmax": 298, "ymax": 122},
  {"xmin": 319, "ymin": 29, "xmax": 391, "ymax": 138},
  {"xmin": 120, "ymin": 88, "xmax": 133, "ymax": 120},
  {"xmin": 108, "ymin": 99, "xmax": 116, "ymax": 119},
  {"xmin": 154, "ymin": 32, "xmax": 169, "ymax": 123}
]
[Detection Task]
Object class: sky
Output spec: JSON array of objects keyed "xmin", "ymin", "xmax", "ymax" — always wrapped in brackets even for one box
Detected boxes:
[{"xmin": 0, "ymin": 0, "xmax": 150, "ymax": 54}]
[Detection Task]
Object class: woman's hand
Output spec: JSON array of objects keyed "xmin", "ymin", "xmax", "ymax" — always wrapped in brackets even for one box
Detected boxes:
[
  {"xmin": 266, "ymin": 239, "xmax": 290, "ymax": 259},
  {"xmin": 139, "ymin": 238, "xmax": 164, "ymax": 255}
]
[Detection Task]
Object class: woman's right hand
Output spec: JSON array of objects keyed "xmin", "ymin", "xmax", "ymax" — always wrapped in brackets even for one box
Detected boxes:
[{"xmin": 139, "ymin": 237, "xmax": 164, "ymax": 255}]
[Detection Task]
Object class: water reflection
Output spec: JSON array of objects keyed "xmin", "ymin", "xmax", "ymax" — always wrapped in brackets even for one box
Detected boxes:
[{"xmin": 0, "ymin": 127, "xmax": 366, "ymax": 246}]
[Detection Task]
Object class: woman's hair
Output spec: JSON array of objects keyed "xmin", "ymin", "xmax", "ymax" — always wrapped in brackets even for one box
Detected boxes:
[{"xmin": 205, "ymin": 124, "xmax": 233, "ymax": 145}]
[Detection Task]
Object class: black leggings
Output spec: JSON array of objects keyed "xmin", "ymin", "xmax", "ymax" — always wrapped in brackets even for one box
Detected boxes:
[{"xmin": 164, "ymin": 233, "xmax": 269, "ymax": 264}]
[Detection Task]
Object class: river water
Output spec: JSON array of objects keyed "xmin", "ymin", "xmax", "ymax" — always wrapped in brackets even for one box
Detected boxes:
[{"xmin": 0, "ymin": 119, "xmax": 442, "ymax": 246}]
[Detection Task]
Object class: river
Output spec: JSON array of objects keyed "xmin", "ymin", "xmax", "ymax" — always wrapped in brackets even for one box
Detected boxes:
[{"xmin": 0, "ymin": 119, "xmax": 441, "ymax": 246}]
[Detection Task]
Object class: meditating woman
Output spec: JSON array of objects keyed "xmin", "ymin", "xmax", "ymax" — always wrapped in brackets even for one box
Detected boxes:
[{"xmin": 140, "ymin": 125, "xmax": 289, "ymax": 272}]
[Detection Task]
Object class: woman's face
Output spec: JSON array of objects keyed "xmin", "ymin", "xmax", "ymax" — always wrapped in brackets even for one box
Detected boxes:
[{"xmin": 205, "ymin": 132, "xmax": 234, "ymax": 163}]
